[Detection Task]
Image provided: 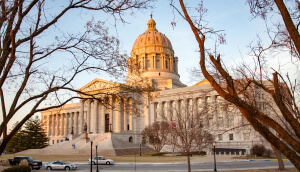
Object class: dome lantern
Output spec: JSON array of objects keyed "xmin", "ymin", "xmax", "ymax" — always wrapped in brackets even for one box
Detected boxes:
[{"xmin": 147, "ymin": 14, "xmax": 157, "ymax": 31}]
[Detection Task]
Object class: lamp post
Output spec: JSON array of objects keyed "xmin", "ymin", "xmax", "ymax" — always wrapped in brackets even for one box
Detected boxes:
[
  {"xmin": 95, "ymin": 143, "xmax": 99, "ymax": 172},
  {"xmin": 140, "ymin": 143, "xmax": 141, "ymax": 156},
  {"xmin": 91, "ymin": 141, "xmax": 93, "ymax": 172},
  {"xmin": 213, "ymin": 142, "xmax": 217, "ymax": 171}
]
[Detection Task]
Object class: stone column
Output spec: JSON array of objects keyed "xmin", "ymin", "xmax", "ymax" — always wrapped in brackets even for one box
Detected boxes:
[
  {"xmin": 52, "ymin": 115, "xmax": 55, "ymax": 136},
  {"xmin": 61, "ymin": 114, "xmax": 65, "ymax": 136},
  {"xmin": 192, "ymin": 98, "xmax": 198, "ymax": 119},
  {"xmin": 70, "ymin": 112, "xmax": 74, "ymax": 134},
  {"xmin": 176, "ymin": 99, "xmax": 180, "ymax": 117},
  {"xmin": 56, "ymin": 114, "xmax": 60, "ymax": 136},
  {"xmin": 98, "ymin": 102, "xmax": 101, "ymax": 133},
  {"xmin": 166, "ymin": 101, "xmax": 173, "ymax": 120},
  {"xmin": 203, "ymin": 97, "xmax": 208, "ymax": 128},
  {"xmin": 80, "ymin": 100, "xmax": 85, "ymax": 134},
  {"xmin": 212, "ymin": 96, "xmax": 218, "ymax": 128},
  {"xmin": 93, "ymin": 100, "xmax": 99, "ymax": 134},
  {"xmin": 74, "ymin": 112, "xmax": 78, "ymax": 134},
  {"xmin": 86, "ymin": 99, "xmax": 91, "ymax": 133},
  {"xmin": 160, "ymin": 54, "xmax": 164, "ymax": 69},
  {"xmin": 157, "ymin": 102, "xmax": 163, "ymax": 121},
  {"xmin": 109, "ymin": 96, "xmax": 114, "ymax": 132},
  {"xmin": 184, "ymin": 99, "xmax": 189, "ymax": 128},
  {"xmin": 129, "ymin": 98, "xmax": 133, "ymax": 131},
  {"xmin": 47, "ymin": 115, "xmax": 51, "ymax": 137},
  {"xmin": 100, "ymin": 102, "xmax": 105, "ymax": 133},
  {"xmin": 170, "ymin": 56, "xmax": 173, "ymax": 71},
  {"xmin": 65, "ymin": 113, "xmax": 69, "ymax": 136},
  {"xmin": 153, "ymin": 56, "xmax": 156, "ymax": 69},
  {"xmin": 115, "ymin": 98, "xmax": 121, "ymax": 133},
  {"xmin": 223, "ymin": 105, "xmax": 229, "ymax": 128},
  {"xmin": 120, "ymin": 98, "xmax": 124, "ymax": 132},
  {"xmin": 124, "ymin": 99, "xmax": 128, "ymax": 131},
  {"xmin": 131, "ymin": 99, "xmax": 135, "ymax": 133},
  {"xmin": 143, "ymin": 56, "xmax": 146, "ymax": 69}
]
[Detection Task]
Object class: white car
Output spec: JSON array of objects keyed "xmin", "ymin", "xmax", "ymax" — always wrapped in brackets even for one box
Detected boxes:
[
  {"xmin": 88, "ymin": 156, "xmax": 114, "ymax": 165},
  {"xmin": 44, "ymin": 160, "xmax": 77, "ymax": 171}
]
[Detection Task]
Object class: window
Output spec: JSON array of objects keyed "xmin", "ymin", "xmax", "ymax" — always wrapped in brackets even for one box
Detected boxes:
[
  {"xmin": 147, "ymin": 60, "xmax": 151, "ymax": 68},
  {"xmin": 243, "ymin": 133, "xmax": 250, "ymax": 140},
  {"xmin": 218, "ymin": 134, "xmax": 223, "ymax": 141},
  {"xmin": 217, "ymin": 106, "xmax": 223, "ymax": 113},
  {"xmin": 229, "ymin": 115, "xmax": 234, "ymax": 127},
  {"xmin": 208, "ymin": 118, "xmax": 213, "ymax": 127},
  {"xmin": 199, "ymin": 119, "xmax": 204, "ymax": 128},
  {"xmin": 229, "ymin": 134, "xmax": 234, "ymax": 140},
  {"xmin": 206, "ymin": 96, "xmax": 211, "ymax": 104},
  {"xmin": 216, "ymin": 96, "xmax": 222, "ymax": 103},
  {"xmin": 218, "ymin": 117, "xmax": 223, "ymax": 127},
  {"xmin": 165, "ymin": 60, "xmax": 168, "ymax": 69}
]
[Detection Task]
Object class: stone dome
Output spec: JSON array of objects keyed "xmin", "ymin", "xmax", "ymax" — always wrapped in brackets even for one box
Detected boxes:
[
  {"xmin": 127, "ymin": 15, "xmax": 186, "ymax": 90},
  {"xmin": 131, "ymin": 16, "xmax": 174, "ymax": 56}
]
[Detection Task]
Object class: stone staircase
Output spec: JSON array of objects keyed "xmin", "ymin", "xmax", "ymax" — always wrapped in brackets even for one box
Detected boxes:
[
  {"xmin": 16, "ymin": 133, "xmax": 154, "ymax": 156},
  {"xmin": 111, "ymin": 133, "xmax": 155, "ymax": 156}
]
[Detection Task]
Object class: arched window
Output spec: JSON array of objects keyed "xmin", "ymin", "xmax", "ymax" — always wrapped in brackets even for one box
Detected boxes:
[{"xmin": 129, "ymin": 136, "xmax": 133, "ymax": 143}]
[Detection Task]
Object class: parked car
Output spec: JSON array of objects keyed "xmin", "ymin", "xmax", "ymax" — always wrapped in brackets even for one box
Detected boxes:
[
  {"xmin": 7, "ymin": 156, "xmax": 42, "ymax": 170},
  {"xmin": 88, "ymin": 156, "xmax": 114, "ymax": 165},
  {"xmin": 44, "ymin": 160, "xmax": 77, "ymax": 171}
]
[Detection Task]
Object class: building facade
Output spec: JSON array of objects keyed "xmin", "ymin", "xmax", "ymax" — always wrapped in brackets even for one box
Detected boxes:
[{"xmin": 41, "ymin": 16, "xmax": 269, "ymax": 152}]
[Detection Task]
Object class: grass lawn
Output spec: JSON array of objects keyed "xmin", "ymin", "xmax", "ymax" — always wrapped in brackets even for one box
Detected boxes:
[
  {"xmin": 212, "ymin": 168, "xmax": 298, "ymax": 172},
  {"xmin": 0, "ymin": 153, "xmax": 197, "ymax": 163}
]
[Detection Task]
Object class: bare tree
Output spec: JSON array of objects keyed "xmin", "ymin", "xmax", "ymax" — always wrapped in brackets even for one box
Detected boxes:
[
  {"xmin": 0, "ymin": 0, "xmax": 155, "ymax": 155},
  {"xmin": 142, "ymin": 121, "xmax": 169, "ymax": 154},
  {"xmin": 175, "ymin": 0, "xmax": 300, "ymax": 170},
  {"xmin": 158, "ymin": 97, "xmax": 213, "ymax": 172}
]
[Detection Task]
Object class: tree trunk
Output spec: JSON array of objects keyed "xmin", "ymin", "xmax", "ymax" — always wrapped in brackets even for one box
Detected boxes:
[
  {"xmin": 272, "ymin": 145, "xmax": 285, "ymax": 170},
  {"xmin": 187, "ymin": 153, "xmax": 191, "ymax": 172}
]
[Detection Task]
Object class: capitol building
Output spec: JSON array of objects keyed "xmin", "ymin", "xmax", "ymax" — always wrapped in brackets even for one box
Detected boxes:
[{"xmin": 40, "ymin": 16, "xmax": 269, "ymax": 155}]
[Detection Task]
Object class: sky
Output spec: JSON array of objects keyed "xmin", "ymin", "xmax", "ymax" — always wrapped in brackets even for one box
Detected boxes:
[
  {"xmin": 62, "ymin": 0, "xmax": 269, "ymax": 86},
  {"xmin": 2, "ymin": 0, "xmax": 296, "ymax": 131}
]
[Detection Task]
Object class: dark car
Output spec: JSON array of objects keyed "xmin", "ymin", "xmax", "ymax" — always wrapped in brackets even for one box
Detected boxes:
[{"xmin": 8, "ymin": 156, "xmax": 42, "ymax": 170}]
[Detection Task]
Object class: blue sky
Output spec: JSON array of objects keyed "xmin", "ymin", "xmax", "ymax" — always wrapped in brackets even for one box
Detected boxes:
[{"xmin": 63, "ymin": 0, "xmax": 268, "ymax": 87}]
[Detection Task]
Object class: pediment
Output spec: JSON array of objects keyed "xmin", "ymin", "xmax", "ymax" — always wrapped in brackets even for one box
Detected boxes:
[
  {"xmin": 78, "ymin": 78, "xmax": 121, "ymax": 93},
  {"xmin": 193, "ymin": 80, "xmax": 210, "ymax": 86}
]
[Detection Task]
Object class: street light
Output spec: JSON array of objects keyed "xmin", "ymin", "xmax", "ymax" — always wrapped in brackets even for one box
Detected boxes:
[
  {"xmin": 140, "ymin": 143, "xmax": 141, "ymax": 156},
  {"xmin": 213, "ymin": 142, "xmax": 217, "ymax": 171},
  {"xmin": 95, "ymin": 143, "xmax": 99, "ymax": 172},
  {"xmin": 91, "ymin": 141, "xmax": 93, "ymax": 172}
]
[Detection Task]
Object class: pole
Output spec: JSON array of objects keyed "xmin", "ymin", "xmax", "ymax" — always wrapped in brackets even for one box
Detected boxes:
[
  {"xmin": 140, "ymin": 143, "xmax": 141, "ymax": 156},
  {"xmin": 135, "ymin": 153, "xmax": 136, "ymax": 171},
  {"xmin": 91, "ymin": 141, "xmax": 93, "ymax": 172},
  {"xmin": 96, "ymin": 145, "xmax": 99, "ymax": 172},
  {"xmin": 214, "ymin": 145, "xmax": 217, "ymax": 171}
]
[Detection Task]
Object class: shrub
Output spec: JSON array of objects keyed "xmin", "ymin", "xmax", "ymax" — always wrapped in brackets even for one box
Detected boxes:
[
  {"xmin": 263, "ymin": 148, "xmax": 273, "ymax": 157},
  {"xmin": 19, "ymin": 159, "xmax": 28, "ymax": 166},
  {"xmin": 251, "ymin": 144, "xmax": 266, "ymax": 156},
  {"xmin": 1, "ymin": 160, "xmax": 10, "ymax": 166},
  {"xmin": 3, "ymin": 165, "xmax": 31, "ymax": 172}
]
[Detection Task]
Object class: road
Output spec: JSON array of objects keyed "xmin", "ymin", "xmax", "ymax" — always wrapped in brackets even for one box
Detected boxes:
[{"xmin": 39, "ymin": 160, "xmax": 294, "ymax": 171}]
